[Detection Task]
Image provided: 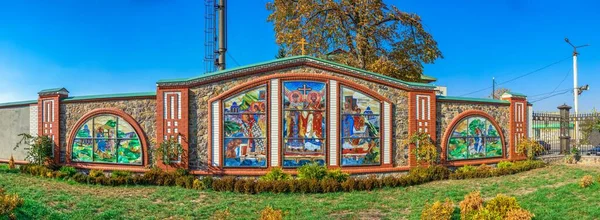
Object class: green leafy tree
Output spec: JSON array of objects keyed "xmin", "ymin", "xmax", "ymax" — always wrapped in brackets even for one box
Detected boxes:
[
  {"xmin": 153, "ymin": 137, "xmax": 185, "ymax": 169},
  {"xmin": 14, "ymin": 134, "xmax": 54, "ymax": 166},
  {"xmin": 267, "ymin": 0, "xmax": 443, "ymax": 82}
]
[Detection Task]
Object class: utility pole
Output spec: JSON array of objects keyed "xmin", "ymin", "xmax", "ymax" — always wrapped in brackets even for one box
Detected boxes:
[
  {"xmin": 565, "ymin": 38, "xmax": 589, "ymax": 146},
  {"xmin": 492, "ymin": 77, "xmax": 496, "ymax": 99},
  {"xmin": 217, "ymin": 0, "xmax": 227, "ymax": 70}
]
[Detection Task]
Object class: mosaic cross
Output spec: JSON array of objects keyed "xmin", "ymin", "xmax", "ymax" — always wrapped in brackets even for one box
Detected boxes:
[{"xmin": 298, "ymin": 84, "xmax": 312, "ymax": 95}]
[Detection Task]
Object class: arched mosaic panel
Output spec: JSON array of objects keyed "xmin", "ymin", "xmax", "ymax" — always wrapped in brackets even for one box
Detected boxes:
[
  {"xmin": 72, "ymin": 114, "xmax": 143, "ymax": 164},
  {"xmin": 340, "ymin": 86, "xmax": 381, "ymax": 166},
  {"xmin": 447, "ymin": 116, "xmax": 503, "ymax": 160},
  {"xmin": 223, "ymin": 86, "xmax": 268, "ymax": 167},
  {"xmin": 282, "ymin": 81, "xmax": 327, "ymax": 167}
]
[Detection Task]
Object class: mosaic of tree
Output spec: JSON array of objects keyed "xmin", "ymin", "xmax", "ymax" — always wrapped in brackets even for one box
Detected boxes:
[
  {"xmin": 72, "ymin": 114, "xmax": 142, "ymax": 164},
  {"xmin": 447, "ymin": 116, "xmax": 503, "ymax": 160}
]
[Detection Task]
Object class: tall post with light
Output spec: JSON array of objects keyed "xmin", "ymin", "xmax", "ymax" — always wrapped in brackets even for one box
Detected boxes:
[{"xmin": 565, "ymin": 38, "xmax": 589, "ymax": 146}]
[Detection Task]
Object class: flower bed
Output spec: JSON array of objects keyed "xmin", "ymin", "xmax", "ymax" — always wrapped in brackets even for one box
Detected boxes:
[{"xmin": 5, "ymin": 160, "xmax": 546, "ymax": 194}]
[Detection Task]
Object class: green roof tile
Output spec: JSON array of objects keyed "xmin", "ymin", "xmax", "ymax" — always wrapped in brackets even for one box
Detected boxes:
[
  {"xmin": 0, "ymin": 100, "xmax": 37, "ymax": 108},
  {"xmin": 437, "ymin": 96, "xmax": 510, "ymax": 104},
  {"xmin": 38, "ymin": 87, "xmax": 69, "ymax": 94},
  {"xmin": 62, "ymin": 92, "xmax": 156, "ymax": 102}
]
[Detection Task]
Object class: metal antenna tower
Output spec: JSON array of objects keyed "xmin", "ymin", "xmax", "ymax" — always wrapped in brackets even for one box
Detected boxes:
[{"xmin": 204, "ymin": 0, "xmax": 217, "ymax": 73}]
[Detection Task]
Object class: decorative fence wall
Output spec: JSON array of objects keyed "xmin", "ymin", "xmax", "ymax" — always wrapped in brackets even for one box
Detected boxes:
[{"xmin": 532, "ymin": 108, "xmax": 600, "ymax": 156}]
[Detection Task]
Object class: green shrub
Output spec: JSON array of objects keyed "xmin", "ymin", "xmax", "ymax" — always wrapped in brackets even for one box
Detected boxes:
[
  {"xmin": 234, "ymin": 179, "xmax": 248, "ymax": 193},
  {"xmin": 457, "ymin": 165, "xmax": 476, "ymax": 173},
  {"xmin": 382, "ymin": 176, "xmax": 399, "ymax": 187},
  {"xmin": 580, "ymin": 175, "xmax": 594, "ymax": 188},
  {"xmin": 307, "ymin": 179, "xmax": 321, "ymax": 193},
  {"xmin": 359, "ymin": 175, "xmax": 380, "ymax": 191},
  {"xmin": 0, "ymin": 187, "xmax": 24, "ymax": 220},
  {"xmin": 244, "ymin": 180, "xmax": 257, "ymax": 194},
  {"xmin": 175, "ymin": 168, "xmax": 189, "ymax": 177},
  {"xmin": 142, "ymin": 168, "xmax": 163, "ymax": 184},
  {"xmin": 259, "ymin": 206, "xmax": 284, "ymax": 220},
  {"xmin": 111, "ymin": 170, "xmax": 132, "ymax": 178},
  {"xmin": 320, "ymin": 178, "xmax": 340, "ymax": 193},
  {"xmin": 89, "ymin": 169, "xmax": 105, "ymax": 178},
  {"xmin": 297, "ymin": 162, "xmax": 327, "ymax": 180},
  {"xmin": 260, "ymin": 167, "xmax": 290, "ymax": 181},
  {"xmin": 59, "ymin": 166, "xmax": 77, "ymax": 177},
  {"xmin": 255, "ymin": 180, "xmax": 273, "ymax": 193},
  {"xmin": 484, "ymin": 194, "xmax": 521, "ymax": 219},
  {"xmin": 459, "ymin": 191, "xmax": 483, "ymax": 220},
  {"xmin": 212, "ymin": 176, "xmax": 236, "ymax": 192},
  {"xmin": 516, "ymin": 138, "xmax": 544, "ymax": 160},
  {"xmin": 272, "ymin": 180, "xmax": 289, "ymax": 194},
  {"xmin": 193, "ymin": 179, "xmax": 204, "ymax": 190},
  {"xmin": 72, "ymin": 173, "xmax": 88, "ymax": 183},
  {"xmin": 420, "ymin": 198, "xmax": 454, "ymax": 220},
  {"xmin": 497, "ymin": 161, "xmax": 514, "ymax": 169},
  {"xmin": 184, "ymin": 176, "xmax": 195, "ymax": 189},
  {"xmin": 202, "ymin": 176, "xmax": 214, "ymax": 190},
  {"xmin": 296, "ymin": 179, "xmax": 311, "ymax": 193},
  {"xmin": 410, "ymin": 165, "xmax": 451, "ymax": 182},
  {"xmin": 325, "ymin": 168, "xmax": 350, "ymax": 182},
  {"xmin": 341, "ymin": 177, "xmax": 359, "ymax": 192},
  {"xmin": 14, "ymin": 134, "xmax": 54, "ymax": 166}
]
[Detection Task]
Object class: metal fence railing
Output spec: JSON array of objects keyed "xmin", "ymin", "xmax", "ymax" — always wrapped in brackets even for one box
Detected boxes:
[{"xmin": 532, "ymin": 111, "xmax": 600, "ymax": 156}]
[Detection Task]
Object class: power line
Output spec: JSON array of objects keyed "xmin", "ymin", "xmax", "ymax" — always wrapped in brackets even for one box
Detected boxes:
[
  {"xmin": 458, "ymin": 56, "xmax": 571, "ymax": 97},
  {"xmin": 528, "ymin": 88, "xmax": 571, "ymax": 98},
  {"xmin": 530, "ymin": 90, "xmax": 572, "ymax": 103},
  {"xmin": 227, "ymin": 51, "xmax": 241, "ymax": 67}
]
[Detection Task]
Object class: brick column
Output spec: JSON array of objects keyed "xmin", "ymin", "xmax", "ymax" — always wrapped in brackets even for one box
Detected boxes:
[
  {"xmin": 408, "ymin": 91, "xmax": 437, "ymax": 167},
  {"xmin": 38, "ymin": 88, "xmax": 69, "ymax": 164},
  {"xmin": 501, "ymin": 92, "xmax": 528, "ymax": 160},
  {"xmin": 156, "ymin": 87, "xmax": 190, "ymax": 170}
]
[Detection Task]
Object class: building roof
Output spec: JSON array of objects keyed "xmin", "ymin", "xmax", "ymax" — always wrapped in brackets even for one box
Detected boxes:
[
  {"xmin": 38, "ymin": 87, "xmax": 69, "ymax": 96},
  {"xmin": 0, "ymin": 100, "xmax": 37, "ymax": 108},
  {"xmin": 437, "ymin": 96, "xmax": 510, "ymax": 104},
  {"xmin": 420, "ymin": 74, "xmax": 437, "ymax": 83},
  {"xmin": 157, "ymin": 55, "xmax": 436, "ymax": 90},
  {"xmin": 501, "ymin": 91, "xmax": 527, "ymax": 98},
  {"xmin": 62, "ymin": 92, "xmax": 156, "ymax": 102}
]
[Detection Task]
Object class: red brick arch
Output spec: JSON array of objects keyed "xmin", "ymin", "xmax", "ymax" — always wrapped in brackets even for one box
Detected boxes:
[
  {"xmin": 66, "ymin": 108, "xmax": 149, "ymax": 171},
  {"xmin": 441, "ymin": 110, "xmax": 507, "ymax": 166}
]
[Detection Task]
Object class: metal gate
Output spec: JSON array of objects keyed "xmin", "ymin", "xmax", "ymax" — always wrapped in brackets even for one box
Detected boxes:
[{"xmin": 532, "ymin": 106, "xmax": 600, "ymax": 156}]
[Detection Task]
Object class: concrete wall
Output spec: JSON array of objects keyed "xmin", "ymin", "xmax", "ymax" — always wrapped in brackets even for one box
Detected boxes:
[{"xmin": 0, "ymin": 105, "xmax": 32, "ymax": 160}]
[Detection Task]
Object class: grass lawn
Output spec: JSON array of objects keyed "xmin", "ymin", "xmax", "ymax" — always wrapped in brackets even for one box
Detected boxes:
[{"xmin": 1, "ymin": 164, "xmax": 599, "ymax": 220}]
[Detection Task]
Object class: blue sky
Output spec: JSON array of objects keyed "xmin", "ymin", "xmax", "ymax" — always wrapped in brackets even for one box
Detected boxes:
[{"xmin": 0, "ymin": 0, "xmax": 598, "ymax": 111}]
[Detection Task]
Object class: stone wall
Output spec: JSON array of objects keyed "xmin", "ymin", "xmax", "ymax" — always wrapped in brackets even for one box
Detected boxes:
[
  {"xmin": 189, "ymin": 66, "xmax": 411, "ymax": 169},
  {"xmin": 436, "ymin": 101, "xmax": 511, "ymax": 157},
  {"xmin": 59, "ymin": 99, "xmax": 157, "ymax": 163},
  {"xmin": 0, "ymin": 105, "xmax": 31, "ymax": 161}
]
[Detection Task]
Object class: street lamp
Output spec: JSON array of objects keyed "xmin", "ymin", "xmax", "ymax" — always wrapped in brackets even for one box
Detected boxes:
[{"xmin": 565, "ymin": 37, "xmax": 590, "ymax": 146}]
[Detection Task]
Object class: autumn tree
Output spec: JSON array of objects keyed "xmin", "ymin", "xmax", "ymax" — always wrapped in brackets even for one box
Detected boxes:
[
  {"xmin": 489, "ymin": 87, "xmax": 511, "ymax": 100},
  {"xmin": 267, "ymin": 0, "xmax": 443, "ymax": 82}
]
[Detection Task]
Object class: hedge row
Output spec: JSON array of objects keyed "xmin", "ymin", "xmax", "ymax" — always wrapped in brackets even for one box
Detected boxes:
[{"xmin": 12, "ymin": 160, "xmax": 545, "ymax": 194}]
